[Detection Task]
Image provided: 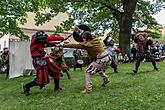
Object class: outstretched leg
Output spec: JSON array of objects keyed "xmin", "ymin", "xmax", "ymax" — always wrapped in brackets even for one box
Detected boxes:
[
  {"xmin": 82, "ymin": 65, "xmax": 96, "ymax": 93},
  {"xmin": 23, "ymin": 79, "xmax": 38, "ymax": 96},
  {"xmin": 150, "ymin": 56, "xmax": 159, "ymax": 71},
  {"xmin": 64, "ymin": 70, "xmax": 71, "ymax": 79},
  {"xmin": 97, "ymin": 70, "xmax": 110, "ymax": 87}
]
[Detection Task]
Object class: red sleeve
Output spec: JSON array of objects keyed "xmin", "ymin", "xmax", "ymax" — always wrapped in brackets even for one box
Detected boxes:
[
  {"xmin": 46, "ymin": 42, "xmax": 58, "ymax": 47},
  {"xmin": 46, "ymin": 36, "xmax": 64, "ymax": 42}
]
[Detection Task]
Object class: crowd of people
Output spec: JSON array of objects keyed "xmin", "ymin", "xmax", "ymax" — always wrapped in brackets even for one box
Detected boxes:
[
  {"xmin": 103, "ymin": 35, "xmax": 165, "ymax": 65},
  {"xmin": 102, "ymin": 32, "xmax": 161, "ymax": 74}
]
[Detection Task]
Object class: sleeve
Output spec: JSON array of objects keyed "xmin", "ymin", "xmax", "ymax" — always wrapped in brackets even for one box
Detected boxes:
[
  {"xmin": 45, "ymin": 36, "xmax": 64, "ymax": 47},
  {"xmin": 80, "ymin": 41, "xmax": 94, "ymax": 47},
  {"xmin": 46, "ymin": 36, "xmax": 64, "ymax": 42},
  {"xmin": 63, "ymin": 44, "xmax": 84, "ymax": 49},
  {"xmin": 46, "ymin": 42, "xmax": 58, "ymax": 47},
  {"xmin": 103, "ymin": 36, "xmax": 110, "ymax": 46}
]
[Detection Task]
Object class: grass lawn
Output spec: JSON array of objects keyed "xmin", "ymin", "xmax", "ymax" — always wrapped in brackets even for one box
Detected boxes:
[{"xmin": 0, "ymin": 62, "xmax": 165, "ymax": 110}]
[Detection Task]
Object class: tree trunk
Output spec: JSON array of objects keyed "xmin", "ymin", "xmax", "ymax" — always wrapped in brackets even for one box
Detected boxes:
[
  {"xmin": 118, "ymin": 13, "xmax": 132, "ymax": 56},
  {"xmin": 113, "ymin": 0, "xmax": 137, "ymax": 56}
]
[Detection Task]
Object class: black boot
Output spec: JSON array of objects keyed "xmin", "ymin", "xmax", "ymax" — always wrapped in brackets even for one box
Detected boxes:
[
  {"xmin": 154, "ymin": 67, "xmax": 159, "ymax": 71},
  {"xmin": 133, "ymin": 60, "xmax": 140, "ymax": 74},
  {"xmin": 22, "ymin": 84, "xmax": 30, "ymax": 96},
  {"xmin": 23, "ymin": 80, "xmax": 37, "ymax": 96},
  {"xmin": 54, "ymin": 78, "xmax": 63, "ymax": 91},
  {"xmin": 151, "ymin": 60, "xmax": 159, "ymax": 71},
  {"xmin": 114, "ymin": 68, "xmax": 118, "ymax": 73},
  {"xmin": 133, "ymin": 70, "xmax": 137, "ymax": 73}
]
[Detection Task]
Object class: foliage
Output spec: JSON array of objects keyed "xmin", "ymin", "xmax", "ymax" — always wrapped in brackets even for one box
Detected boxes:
[
  {"xmin": 0, "ymin": 62, "xmax": 165, "ymax": 110},
  {"xmin": 146, "ymin": 29, "xmax": 162, "ymax": 39},
  {"xmin": 0, "ymin": 0, "xmax": 165, "ymax": 41},
  {"xmin": 133, "ymin": 0, "xmax": 164, "ymax": 39},
  {"xmin": 33, "ymin": 0, "xmax": 165, "ymax": 39},
  {"xmin": 31, "ymin": 0, "xmax": 165, "ymax": 56},
  {"xmin": 0, "ymin": 0, "xmax": 36, "ymax": 40}
]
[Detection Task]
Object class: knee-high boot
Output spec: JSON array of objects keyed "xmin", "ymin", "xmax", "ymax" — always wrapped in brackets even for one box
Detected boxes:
[
  {"xmin": 23, "ymin": 80, "xmax": 37, "ymax": 96},
  {"xmin": 133, "ymin": 60, "xmax": 141, "ymax": 73},
  {"xmin": 54, "ymin": 78, "xmax": 63, "ymax": 91}
]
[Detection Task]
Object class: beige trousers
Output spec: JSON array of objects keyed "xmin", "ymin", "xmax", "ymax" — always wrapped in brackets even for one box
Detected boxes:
[{"xmin": 85, "ymin": 51, "xmax": 111, "ymax": 88}]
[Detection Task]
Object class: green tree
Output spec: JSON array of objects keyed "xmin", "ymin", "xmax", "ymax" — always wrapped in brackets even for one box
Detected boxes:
[
  {"xmin": 0, "ymin": 0, "xmax": 45, "ymax": 40},
  {"xmin": 1, "ymin": 0, "xmax": 164, "ymax": 54},
  {"xmin": 34, "ymin": 0, "xmax": 164, "ymax": 55}
]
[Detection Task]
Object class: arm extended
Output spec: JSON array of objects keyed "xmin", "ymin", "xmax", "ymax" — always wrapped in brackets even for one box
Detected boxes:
[{"xmin": 46, "ymin": 36, "xmax": 64, "ymax": 47}]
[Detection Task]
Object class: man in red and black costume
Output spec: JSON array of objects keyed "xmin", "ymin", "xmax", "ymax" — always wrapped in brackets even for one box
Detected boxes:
[{"xmin": 23, "ymin": 31, "xmax": 65, "ymax": 96}]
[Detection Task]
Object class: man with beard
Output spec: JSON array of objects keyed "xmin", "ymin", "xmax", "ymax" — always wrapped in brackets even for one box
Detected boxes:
[
  {"xmin": 62, "ymin": 26, "xmax": 111, "ymax": 93},
  {"xmin": 132, "ymin": 33, "xmax": 159, "ymax": 74}
]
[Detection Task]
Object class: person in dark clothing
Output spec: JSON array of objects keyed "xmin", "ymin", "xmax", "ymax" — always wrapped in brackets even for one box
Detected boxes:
[
  {"xmin": 73, "ymin": 49, "xmax": 83, "ymax": 71},
  {"xmin": 1, "ymin": 48, "xmax": 9, "ymax": 78},
  {"xmin": 131, "ymin": 44, "xmax": 137, "ymax": 62},
  {"xmin": 132, "ymin": 33, "xmax": 159, "ymax": 74}
]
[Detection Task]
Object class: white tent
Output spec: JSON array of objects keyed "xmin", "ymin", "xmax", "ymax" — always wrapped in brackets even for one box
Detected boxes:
[
  {"xmin": 9, "ymin": 41, "xmax": 34, "ymax": 78},
  {"xmin": 9, "ymin": 41, "xmax": 74, "ymax": 78}
]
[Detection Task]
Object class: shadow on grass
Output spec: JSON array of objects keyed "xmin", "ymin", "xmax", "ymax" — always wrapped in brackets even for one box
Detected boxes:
[{"xmin": 125, "ymin": 70, "xmax": 156, "ymax": 76}]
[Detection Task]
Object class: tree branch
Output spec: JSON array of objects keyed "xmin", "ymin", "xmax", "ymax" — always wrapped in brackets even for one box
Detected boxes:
[
  {"xmin": 89, "ymin": 0, "xmax": 123, "ymax": 22},
  {"xmin": 68, "ymin": 0, "xmax": 122, "ymax": 23},
  {"xmin": 68, "ymin": 0, "xmax": 88, "ymax": 3},
  {"xmin": 69, "ymin": 0, "xmax": 121, "ymax": 13},
  {"xmin": 90, "ymin": 0, "xmax": 121, "ymax": 13}
]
